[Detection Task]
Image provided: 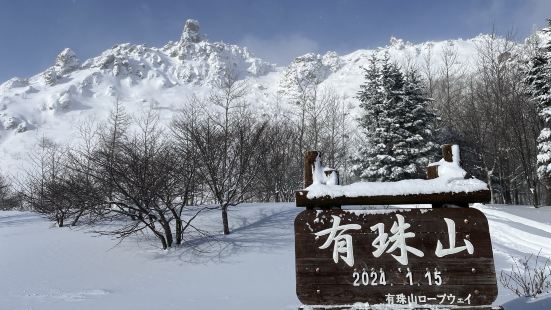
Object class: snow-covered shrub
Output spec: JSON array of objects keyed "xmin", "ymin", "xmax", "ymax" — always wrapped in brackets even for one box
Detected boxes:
[{"xmin": 500, "ymin": 252, "xmax": 551, "ymax": 298}]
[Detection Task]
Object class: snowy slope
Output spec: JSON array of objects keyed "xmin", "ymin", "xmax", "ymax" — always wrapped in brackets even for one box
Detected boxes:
[
  {"xmin": 0, "ymin": 19, "xmax": 278, "ymax": 175},
  {"xmin": 0, "ymin": 18, "xmax": 521, "ymax": 175},
  {"xmin": 1, "ymin": 203, "xmax": 550, "ymax": 309}
]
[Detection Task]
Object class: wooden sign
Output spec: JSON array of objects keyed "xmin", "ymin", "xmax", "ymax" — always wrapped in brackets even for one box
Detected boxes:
[{"xmin": 295, "ymin": 208, "xmax": 497, "ymax": 306}]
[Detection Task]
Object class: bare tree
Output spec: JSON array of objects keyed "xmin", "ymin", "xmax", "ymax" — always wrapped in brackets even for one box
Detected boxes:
[
  {"xmin": 319, "ymin": 88, "xmax": 353, "ymax": 171},
  {"xmin": 173, "ymin": 70, "xmax": 270, "ymax": 235},
  {"xmin": 284, "ymin": 64, "xmax": 325, "ymax": 154},
  {"xmin": 59, "ymin": 105, "xmax": 206, "ymax": 249},
  {"xmin": 285, "ymin": 67, "xmax": 357, "ymax": 180},
  {"xmin": 441, "ymin": 32, "xmax": 541, "ymax": 206},
  {"xmin": 422, "ymin": 43, "xmax": 436, "ymax": 97},
  {"xmin": 254, "ymin": 121, "xmax": 302, "ymax": 202},
  {"xmin": 20, "ymin": 138, "xmax": 74, "ymax": 226},
  {"xmin": 0, "ymin": 172, "xmax": 19, "ymax": 210},
  {"xmin": 434, "ymin": 41, "xmax": 468, "ymax": 128},
  {"xmin": 173, "ymin": 109, "xmax": 269, "ymax": 235}
]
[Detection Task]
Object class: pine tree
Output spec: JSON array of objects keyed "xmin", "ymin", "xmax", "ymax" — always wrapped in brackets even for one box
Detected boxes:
[
  {"xmin": 527, "ymin": 20, "xmax": 551, "ymax": 183},
  {"xmin": 402, "ymin": 70, "xmax": 439, "ymax": 170},
  {"xmin": 352, "ymin": 54, "xmax": 387, "ymax": 180},
  {"xmin": 352, "ymin": 54, "xmax": 438, "ymax": 181}
]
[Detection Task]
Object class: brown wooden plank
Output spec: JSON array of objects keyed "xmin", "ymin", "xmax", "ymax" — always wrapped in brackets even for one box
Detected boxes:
[
  {"xmin": 296, "ymin": 189, "xmax": 491, "ymax": 208},
  {"xmin": 295, "ymin": 208, "xmax": 497, "ymax": 306},
  {"xmin": 427, "ymin": 165, "xmax": 439, "ymax": 179},
  {"xmin": 442, "ymin": 144, "xmax": 453, "ymax": 162}
]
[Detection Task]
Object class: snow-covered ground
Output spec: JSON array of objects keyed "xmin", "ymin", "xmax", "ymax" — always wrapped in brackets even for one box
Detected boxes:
[{"xmin": 0, "ymin": 203, "xmax": 550, "ymax": 309}]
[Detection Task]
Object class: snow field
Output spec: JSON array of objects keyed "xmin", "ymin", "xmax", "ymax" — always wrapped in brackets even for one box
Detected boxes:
[{"xmin": 1, "ymin": 203, "xmax": 550, "ymax": 309}]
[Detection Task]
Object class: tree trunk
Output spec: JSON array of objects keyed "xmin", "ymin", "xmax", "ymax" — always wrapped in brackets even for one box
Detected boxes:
[
  {"xmin": 57, "ymin": 212, "xmax": 64, "ymax": 227},
  {"xmin": 161, "ymin": 223, "xmax": 173, "ymax": 248},
  {"xmin": 532, "ymin": 187, "xmax": 540, "ymax": 208},
  {"xmin": 540, "ymin": 183, "xmax": 551, "ymax": 207},
  {"xmin": 175, "ymin": 218, "xmax": 182, "ymax": 245},
  {"xmin": 151, "ymin": 228, "xmax": 168, "ymax": 250},
  {"xmin": 71, "ymin": 209, "xmax": 85, "ymax": 226},
  {"xmin": 487, "ymin": 170, "xmax": 494, "ymax": 204},
  {"xmin": 501, "ymin": 175, "xmax": 512, "ymax": 204},
  {"xmin": 159, "ymin": 235, "xmax": 168, "ymax": 250},
  {"xmin": 512, "ymin": 188, "xmax": 519, "ymax": 205},
  {"xmin": 222, "ymin": 205, "xmax": 230, "ymax": 235}
]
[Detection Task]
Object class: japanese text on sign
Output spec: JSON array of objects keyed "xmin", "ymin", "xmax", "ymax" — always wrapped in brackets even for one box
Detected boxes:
[{"xmin": 315, "ymin": 214, "xmax": 474, "ymax": 267}]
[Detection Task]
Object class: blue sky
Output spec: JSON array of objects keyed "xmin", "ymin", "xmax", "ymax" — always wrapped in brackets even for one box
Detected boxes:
[{"xmin": 0, "ymin": 0, "xmax": 549, "ymax": 82}]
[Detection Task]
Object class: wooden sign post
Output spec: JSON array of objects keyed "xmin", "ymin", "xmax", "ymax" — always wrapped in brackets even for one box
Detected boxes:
[
  {"xmin": 295, "ymin": 208, "xmax": 497, "ymax": 307},
  {"xmin": 294, "ymin": 145, "xmax": 499, "ymax": 309}
]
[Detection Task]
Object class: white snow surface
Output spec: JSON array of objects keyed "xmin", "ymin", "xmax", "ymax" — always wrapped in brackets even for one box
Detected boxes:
[
  {"xmin": 435, "ymin": 145, "xmax": 468, "ymax": 180},
  {"xmin": 306, "ymin": 143, "xmax": 484, "ymax": 199},
  {"xmin": 306, "ymin": 178, "xmax": 488, "ymax": 199},
  {"xmin": 1, "ymin": 203, "xmax": 550, "ymax": 309},
  {"xmin": 436, "ymin": 159, "xmax": 468, "ymax": 180}
]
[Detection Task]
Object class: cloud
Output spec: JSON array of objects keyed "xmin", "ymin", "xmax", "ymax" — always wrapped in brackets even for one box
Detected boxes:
[{"xmin": 239, "ymin": 34, "xmax": 319, "ymax": 66}]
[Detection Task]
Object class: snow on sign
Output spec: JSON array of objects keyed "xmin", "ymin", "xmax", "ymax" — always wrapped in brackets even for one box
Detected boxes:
[{"xmin": 294, "ymin": 208, "xmax": 498, "ymax": 306}]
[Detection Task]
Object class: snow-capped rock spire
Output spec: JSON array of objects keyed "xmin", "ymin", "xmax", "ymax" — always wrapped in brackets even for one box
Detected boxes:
[
  {"xmin": 54, "ymin": 48, "xmax": 80, "ymax": 74},
  {"xmin": 181, "ymin": 19, "xmax": 202, "ymax": 43}
]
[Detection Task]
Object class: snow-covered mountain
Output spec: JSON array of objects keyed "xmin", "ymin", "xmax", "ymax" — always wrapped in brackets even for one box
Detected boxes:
[
  {"xmin": 0, "ymin": 19, "xmax": 273, "ymax": 134},
  {"xmin": 0, "ymin": 19, "xmax": 519, "ymax": 174}
]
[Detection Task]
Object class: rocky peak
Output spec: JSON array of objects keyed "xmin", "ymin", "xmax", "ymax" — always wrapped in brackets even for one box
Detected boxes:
[
  {"xmin": 0, "ymin": 77, "xmax": 29, "ymax": 91},
  {"xmin": 181, "ymin": 19, "xmax": 202, "ymax": 43},
  {"xmin": 54, "ymin": 48, "xmax": 80, "ymax": 74},
  {"xmin": 278, "ymin": 51, "xmax": 342, "ymax": 97},
  {"xmin": 389, "ymin": 37, "xmax": 407, "ymax": 50}
]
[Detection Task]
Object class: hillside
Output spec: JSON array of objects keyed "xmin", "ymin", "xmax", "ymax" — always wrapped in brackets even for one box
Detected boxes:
[{"xmin": 0, "ymin": 19, "xmax": 520, "ymax": 175}]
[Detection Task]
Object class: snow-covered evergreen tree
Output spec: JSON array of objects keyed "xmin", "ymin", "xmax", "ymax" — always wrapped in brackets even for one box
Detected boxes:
[
  {"xmin": 527, "ymin": 20, "xmax": 551, "ymax": 182},
  {"xmin": 352, "ymin": 54, "xmax": 438, "ymax": 181},
  {"xmin": 352, "ymin": 55, "xmax": 387, "ymax": 180},
  {"xmin": 402, "ymin": 69, "xmax": 439, "ymax": 169}
]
